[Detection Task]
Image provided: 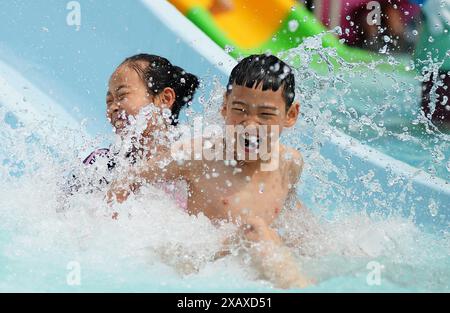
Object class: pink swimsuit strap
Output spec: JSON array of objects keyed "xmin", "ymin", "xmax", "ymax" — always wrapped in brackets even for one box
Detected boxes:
[{"xmin": 159, "ymin": 181, "xmax": 188, "ymax": 211}]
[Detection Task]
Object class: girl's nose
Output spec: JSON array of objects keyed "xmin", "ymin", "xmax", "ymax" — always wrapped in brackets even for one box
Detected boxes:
[{"xmin": 108, "ymin": 102, "xmax": 120, "ymax": 113}]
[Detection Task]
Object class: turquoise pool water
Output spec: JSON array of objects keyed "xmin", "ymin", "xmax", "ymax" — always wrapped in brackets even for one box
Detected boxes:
[{"xmin": 0, "ymin": 0, "xmax": 449, "ymax": 292}]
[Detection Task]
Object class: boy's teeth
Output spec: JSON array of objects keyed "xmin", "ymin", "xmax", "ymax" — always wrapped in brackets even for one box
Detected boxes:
[
  {"xmin": 243, "ymin": 136, "xmax": 259, "ymax": 149},
  {"xmin": 248, "ymin": 136, "xmax": 258, "ymax": 144}
]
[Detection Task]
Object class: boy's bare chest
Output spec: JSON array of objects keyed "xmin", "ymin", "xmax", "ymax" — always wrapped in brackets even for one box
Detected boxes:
[{"xmin": 188, "ymin": 168, "xmax": 289, "ymax": 223}]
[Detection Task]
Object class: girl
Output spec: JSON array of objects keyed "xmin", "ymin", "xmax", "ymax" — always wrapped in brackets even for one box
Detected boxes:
[{"xmin": 70, "ymin": 54, "xmax": 199, "ymax": 209}]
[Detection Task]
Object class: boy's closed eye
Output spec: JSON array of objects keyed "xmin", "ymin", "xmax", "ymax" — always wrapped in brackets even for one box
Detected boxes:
[
  {"xmin": 232, "ymin": 107, "xmax": 247, "ymax": 113},
  {"xmin": 260, "ymin": 111, "xmax": 278, "ymax": 118}
]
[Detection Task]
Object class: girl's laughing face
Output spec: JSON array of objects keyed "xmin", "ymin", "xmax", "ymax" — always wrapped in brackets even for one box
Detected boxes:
[{"xmin": 106, "ymin": 63, "xmax": 174, "ymax": 136}]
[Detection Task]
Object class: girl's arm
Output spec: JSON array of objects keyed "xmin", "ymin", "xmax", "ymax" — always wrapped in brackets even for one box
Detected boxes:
[{"xmin": 107, "ymin": 138, "xmax": 202, "ymax": 203}]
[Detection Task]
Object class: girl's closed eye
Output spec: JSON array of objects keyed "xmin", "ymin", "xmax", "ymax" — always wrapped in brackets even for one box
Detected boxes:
[{"xmin": 117, "ymin": 92, "xmax": 129, "ymax": 102}]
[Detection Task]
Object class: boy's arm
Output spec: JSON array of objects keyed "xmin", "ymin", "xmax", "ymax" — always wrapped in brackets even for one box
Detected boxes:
[
  {"xmin": 242, "ymin": 216, "xmax": 310, "ymax": 289},
  {"xmin": 285, "ymin": 148, "xmax": 309, "ymax": 221},
  {"xmin": 108, "ymin": 138, "xmax": 201, "ymax": 203},
  {"xmin": 241, "ymin": 148, "xmax": 311, "ymax": 289},
  {"xmin": 282, "ymin": 150, "xmax": 322, "ymax": 247}
]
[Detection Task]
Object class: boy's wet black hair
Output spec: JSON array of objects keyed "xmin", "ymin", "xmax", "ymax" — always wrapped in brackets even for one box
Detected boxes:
[
  {"xmin": 226, "ymin": 54, "xmax": 295, "ymax": 109},
  {"xmin": 121, "ymin": 54, "xmax": 199, "ymax": 125}
]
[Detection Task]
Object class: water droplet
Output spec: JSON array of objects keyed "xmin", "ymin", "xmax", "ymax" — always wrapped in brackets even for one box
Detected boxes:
[
  {"xmin": 360, "ymin": 115, "xmax": 372, "ymax": 126},
  {"xmin": 162, "ymin": 108, "xmax": 172, "ymax": 119},
  {"xmin": 224, "ymin": 45, "xmax": 234, "ymax": 53},
  {"xmin": 428, "ymin": 199, "xmax": 438, "ymax": 217},
  {"xmin": 288, "ymin": 20, "xmax": 299, "ymax": 32},
  {"xmin": 270, "ymin": 62, "xmax": 280, "ymax": 72},
  {"xmin": 232, "ymin": 167, "xmax": 242, "ymax": 175},
  {"xmin": 258, "ymin": 183, "xmax": 265, "ymax": 194},
  {"xmin": 203, "ymin": 139, "xmax": 213, "ymax": 150},
  {"xmin": 379, "ymin": 45, "xmax": 388, "ymax": 54}
]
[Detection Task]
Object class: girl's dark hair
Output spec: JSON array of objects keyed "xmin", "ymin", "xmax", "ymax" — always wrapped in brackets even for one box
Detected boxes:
[{"xmin": 121, "ymin": 54, "xmax": 199, "ymax": 125}]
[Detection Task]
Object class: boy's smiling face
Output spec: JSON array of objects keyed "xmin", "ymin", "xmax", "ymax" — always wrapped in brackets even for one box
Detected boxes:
[{"xmin": 221, "ymin": 84, "xmax": 300, "ymax": 161}]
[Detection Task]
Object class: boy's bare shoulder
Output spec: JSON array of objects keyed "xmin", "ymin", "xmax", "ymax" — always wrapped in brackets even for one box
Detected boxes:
[{"xmin": 280, "ymin": 145, "xmax": 304, "ymax": 185}]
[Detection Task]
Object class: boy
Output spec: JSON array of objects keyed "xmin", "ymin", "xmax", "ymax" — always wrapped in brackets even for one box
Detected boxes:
[{"xmin": 110, "ymin": 54, "xmax": 311, "ymax": 289}]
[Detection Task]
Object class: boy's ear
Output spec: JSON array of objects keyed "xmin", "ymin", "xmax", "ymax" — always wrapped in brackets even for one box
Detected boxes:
[
  {"xmin": 284, "ymin": 102, "xmax": 300, "ymax": 128},
  {"xmin": 160, "ymin": 87, "xmax": 176, "ymax": 109}
]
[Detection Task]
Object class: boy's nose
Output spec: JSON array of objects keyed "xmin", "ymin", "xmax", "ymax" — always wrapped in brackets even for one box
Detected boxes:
[{"xmin": 242, "ymin": 117, "xmax": 261, "ymax": 127}]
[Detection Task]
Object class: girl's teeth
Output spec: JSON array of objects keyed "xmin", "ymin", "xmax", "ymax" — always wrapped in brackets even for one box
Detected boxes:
[{"xmin": 114, "ymin": 120, "xmax": 125, "ymax": 128}]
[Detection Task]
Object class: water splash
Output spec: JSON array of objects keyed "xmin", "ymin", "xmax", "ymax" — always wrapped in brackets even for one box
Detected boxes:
[{"xmin": 0, "ymin": 33, "xmax": 449, "ymax": 292}]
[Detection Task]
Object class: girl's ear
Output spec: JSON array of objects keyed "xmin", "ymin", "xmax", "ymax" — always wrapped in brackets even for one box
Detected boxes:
[
  {"xmin": 160, "ymin": 87, "xmax": 176, "ymax": 109},
  {"xmin": 284, "ymin": 102, "xmax": 300, "ymax": 128}
]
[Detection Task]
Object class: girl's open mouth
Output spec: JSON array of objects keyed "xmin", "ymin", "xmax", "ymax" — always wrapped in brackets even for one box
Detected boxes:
[
  {"xmin": 113, "ymin": 119, "xmax": 126, "ymax": 129},
  {"xmin": 111, "ymin": 114, "xmax": 128, "ymax": 130}
]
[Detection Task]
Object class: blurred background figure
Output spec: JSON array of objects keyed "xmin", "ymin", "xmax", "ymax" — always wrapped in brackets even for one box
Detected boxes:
[
  {"xmin": 210, "ymin": 0, "xmax": 234, "ymax": 14},
  {"xmin": 299, "ymin": 0, "xmax": 420, "ymax": 53},
  {"xmin": 412, "ymin": 0, "xmax": 450, "ymax": 124},
  {"xmin": 300, "ymin": 0, "xmax": 449, "ymax": 124}
]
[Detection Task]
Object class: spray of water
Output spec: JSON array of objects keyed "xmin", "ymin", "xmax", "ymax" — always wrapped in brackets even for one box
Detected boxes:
[{"xmin": 0, "ymin": 32, "xmax": 449, "ymax": 291}]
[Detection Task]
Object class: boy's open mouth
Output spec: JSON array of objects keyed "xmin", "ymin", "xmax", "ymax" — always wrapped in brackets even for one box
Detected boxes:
[{"xmin": 240, "ymin": 134, "xmax": 260, "ymax": 153}]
